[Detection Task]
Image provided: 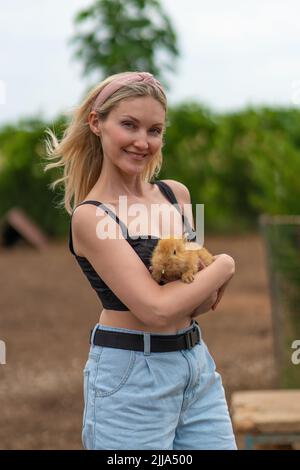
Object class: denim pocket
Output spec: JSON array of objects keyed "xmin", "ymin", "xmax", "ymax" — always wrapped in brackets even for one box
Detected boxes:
[{"xmin": 94, "ymin": 347, "xmax": 136, "ymax": 397}]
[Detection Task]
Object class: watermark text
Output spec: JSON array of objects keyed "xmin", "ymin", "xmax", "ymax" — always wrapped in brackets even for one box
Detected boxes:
[
  {"xmin": 94, "ymin": 198, "xmax": 205, "ymax": 245},
  {"xmin": 0, "ymin": 340, "xmax": 6, "ymax": 365},
  {"xmin": 291, "ymin": 340, "xmax": 300, "ymax": 365}
]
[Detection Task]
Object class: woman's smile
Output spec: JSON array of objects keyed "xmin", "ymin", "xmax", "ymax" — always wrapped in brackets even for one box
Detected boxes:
[{"xmin": 123, "ymin": 149, "xmax": 147, "ymax": 160}]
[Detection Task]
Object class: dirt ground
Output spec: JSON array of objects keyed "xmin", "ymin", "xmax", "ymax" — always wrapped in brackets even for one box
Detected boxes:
[{"xmin": 0, "ymin": 232, "xmax": 277, "ymax": 449}]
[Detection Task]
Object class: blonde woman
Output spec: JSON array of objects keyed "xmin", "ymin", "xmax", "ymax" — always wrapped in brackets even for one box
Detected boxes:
[{"xmin": 44, "ymin": 71, "xmax": 236, "ymax": 450}]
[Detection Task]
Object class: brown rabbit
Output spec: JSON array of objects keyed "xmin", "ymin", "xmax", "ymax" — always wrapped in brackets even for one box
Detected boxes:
[{"xmin": 150, "ymin": 236, "xmax": 214, "ymax": 284}]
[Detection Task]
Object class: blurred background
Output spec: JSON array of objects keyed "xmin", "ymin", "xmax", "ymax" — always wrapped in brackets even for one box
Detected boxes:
[{"xmin": 1, "ymin": 0, "xmax": 300, "ymax": 450}]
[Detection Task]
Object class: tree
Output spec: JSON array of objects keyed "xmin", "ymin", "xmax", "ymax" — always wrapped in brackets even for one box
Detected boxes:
[{"xmin": 69, "ymin": 0, "xmax": 179, "ymax": 88}]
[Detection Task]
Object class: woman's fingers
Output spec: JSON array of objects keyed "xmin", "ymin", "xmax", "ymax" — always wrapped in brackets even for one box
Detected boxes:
[
  {"xmin": 211, "ymin": 278, "xmax": 231, "ymax": 310},
  {"xmin": 198, "ymin": 258, "xmax": 206, "ymax": 270},
  {"xmin": 211, "ymin": 286, "xmax": 225, "ymax": 310}
]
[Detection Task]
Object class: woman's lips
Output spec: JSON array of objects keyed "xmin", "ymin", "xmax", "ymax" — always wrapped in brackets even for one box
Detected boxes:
[{"xmin": 124, "ymin": 150, "xmax": 147, "ymax": 159}]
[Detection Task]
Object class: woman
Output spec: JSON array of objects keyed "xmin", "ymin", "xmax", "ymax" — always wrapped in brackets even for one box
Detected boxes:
[{"xmin": 44, "ymin": 71, "xmax": 237, "ymax": 450}]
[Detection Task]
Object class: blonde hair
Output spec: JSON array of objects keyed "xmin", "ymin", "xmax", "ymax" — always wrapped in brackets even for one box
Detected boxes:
[{"xmin": 43, "ymin": 72, "xmax": 168, "ymax": 215}]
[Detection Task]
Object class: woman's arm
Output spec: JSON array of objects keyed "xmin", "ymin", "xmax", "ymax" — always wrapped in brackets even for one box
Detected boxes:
[
  {"xmin": 155, "ymin": 254, "xmax": 235, "ymax": 325},
  {"xmin": 73, "ymin": 183, "xmax": 234, "ymax": 330},
  {"xmin": 74, "ymin": 204, "xmax": 235, "ymax": 329},
  {"xmin": 191, "ymin": 292, "xmax": 218, "ymax": 316},
  {"xmin": 190, "ymin": 257, "xmax": 235, "ymax": 316},
  {"xmin": 149, "ymin": 266, "xmax": 219, "ymax": 316},
  {"xmin": 157, "ymin": 180, "xmax": 234, "ymax": 321}
]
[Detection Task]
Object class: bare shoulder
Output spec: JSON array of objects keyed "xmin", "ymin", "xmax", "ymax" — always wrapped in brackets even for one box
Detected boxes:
[
  {"xmin": 71, "ymin": 202, "xmax": 163, "ymax": 327},
  {"xmin": 160, "ymin": 179, "xmax": 195, "ymax": 232},
  {"xmin": 160, "ymin": 179, "xmax": 192, "ymax": 205},
  {"xmin": 71, "ymin": 202, "xmax": 106, "ymax": 257},
  {"xmin": 71, "ymin": 202, "xmax": 103, "ymax": 234}
]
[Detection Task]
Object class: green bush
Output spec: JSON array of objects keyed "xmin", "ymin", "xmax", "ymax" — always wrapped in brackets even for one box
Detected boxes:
[
  {"xmin": 0, "ymin": 115, "xmax": 68, "ymax": 238},
  {"xmin": 1, "ymin": 104, "xmax": 300, "ymax": 238}
]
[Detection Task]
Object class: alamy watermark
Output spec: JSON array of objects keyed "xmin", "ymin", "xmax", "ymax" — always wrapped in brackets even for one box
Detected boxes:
[
  {"xmin": 0, "ymin": 340, "xmax": 6, "ymax": 365},
  {"xmin": 94, "ymin": 198, "xmax": 205, "ymax": 244},
  {"xmin": 291, "ymin": 340, "xmax": 300, "ymax": 365}
]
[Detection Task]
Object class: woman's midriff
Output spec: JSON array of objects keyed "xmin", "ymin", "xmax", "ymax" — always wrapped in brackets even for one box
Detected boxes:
[{"xmin": 99, "ymin": 309, "xmax": 193, "ymax": 334}]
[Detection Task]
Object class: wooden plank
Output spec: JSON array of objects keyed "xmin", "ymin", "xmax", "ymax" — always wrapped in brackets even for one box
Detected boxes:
[
  {"xmin": 231, "ymin": 390, "xmax": 300, "ymax": 434},
  {"xmin": 0, "ymin": 207, "xmax": 48, "ymax": 250}
]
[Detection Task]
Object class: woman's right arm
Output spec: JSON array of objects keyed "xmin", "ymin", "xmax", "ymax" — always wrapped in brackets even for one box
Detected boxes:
[
  {"xmin": 72, "ymin": 206, "xmax": 235, "ymax": 329},
  {"xmin": 156, "ymin": 255, "xmax": 235, "ymax": 325}
]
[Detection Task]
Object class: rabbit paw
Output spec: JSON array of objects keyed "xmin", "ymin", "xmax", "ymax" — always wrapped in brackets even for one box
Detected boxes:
[{"xmin": 181, "ymin": 271, "xmax": 195, "ymax": 283}]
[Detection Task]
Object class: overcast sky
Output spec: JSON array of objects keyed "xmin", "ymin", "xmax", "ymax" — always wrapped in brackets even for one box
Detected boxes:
[{"xmin": 1, "ymin": 0, "xmax": 300, "ymax": 125}]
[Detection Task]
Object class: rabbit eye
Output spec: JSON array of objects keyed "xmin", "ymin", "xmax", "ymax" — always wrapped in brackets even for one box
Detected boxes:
[{"xmin": 173, "ymin": 249, "xmax": 176, "ymax": 255}]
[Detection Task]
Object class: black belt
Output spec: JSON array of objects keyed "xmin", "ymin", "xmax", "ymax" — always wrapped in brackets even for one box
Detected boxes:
[{"xmin": 90, "ymin": 321, "xmax": 201, "ymax": 352}]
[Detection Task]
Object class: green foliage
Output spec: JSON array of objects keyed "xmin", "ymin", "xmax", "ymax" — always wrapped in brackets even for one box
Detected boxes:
[
  {"xmin": 0, "ymin": 115, "xmax": 69, "ymax": 239},
  {"xmin": 69, "ymin": 0, "xmax": 179, "ymax": 88},
  {"xmin": 1, "ymin": 105, "xmax": 300, "ymax": 238},
  {"xmin": 161, "ymin": 105, "xmax": 300, "ymax": 233},
  {"xmin": 260, "ymin": 220, "xmax": 300, "ymax": 388}
]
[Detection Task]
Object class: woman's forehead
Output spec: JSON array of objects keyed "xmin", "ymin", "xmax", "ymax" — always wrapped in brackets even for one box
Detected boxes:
[{"xmin": 112, "ymin": 96, "xmax": 165, "ymax": 121}]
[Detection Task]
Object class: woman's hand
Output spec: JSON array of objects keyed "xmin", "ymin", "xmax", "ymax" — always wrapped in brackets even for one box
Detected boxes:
[
  {"xmin": 191, "ymin": 291, "xmax": 218, "ymax": 317},
  {"xmin": 210, "ymin": 254, "xmax": 235, "ymax": 310},
  {"xmin": 210, "ymin": 278, "xmax": 229, "ymax": 310},
  {"xmin": 192, "ymin": 253, "xmax": 235, "ymax": 314}
]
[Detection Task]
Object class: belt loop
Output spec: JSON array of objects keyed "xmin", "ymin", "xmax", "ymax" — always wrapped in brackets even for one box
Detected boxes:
[
  {"xmin": 194, "ymin": 319, "xmax": 202, "ymax": 344},
  {"xmin": 143, "ymin": 332, "xmax": 151, "ymax": 355},
  {"xmin": 90, "ymin": 324, "xmax": 99, "ymax": 345}
]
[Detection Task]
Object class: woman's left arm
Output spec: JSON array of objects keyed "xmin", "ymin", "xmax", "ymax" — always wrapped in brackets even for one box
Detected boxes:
[
  {"xmin": 191, "ymin": 270, "xmax": 234, "ymax": 316},
  {"xmin": 161, "ymin": 179, "xmax": 217, "ymax": 317},
  {"xmin": 160, "ymin": 179, "xmax": 232, "ymax": 317},
  {"xmin": 191, "ymin": 292, "xmax": 218, "ymax": 316}
]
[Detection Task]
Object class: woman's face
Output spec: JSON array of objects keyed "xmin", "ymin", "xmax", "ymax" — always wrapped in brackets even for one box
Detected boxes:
[{"xmin": 93, "ymin": 96, "xmax": 165, "ymax": 174}]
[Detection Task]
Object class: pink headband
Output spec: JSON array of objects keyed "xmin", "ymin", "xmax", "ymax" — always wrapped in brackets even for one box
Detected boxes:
[{"xmin": 92, "ymin": 72, "xmax": 166, "ymax": 110}]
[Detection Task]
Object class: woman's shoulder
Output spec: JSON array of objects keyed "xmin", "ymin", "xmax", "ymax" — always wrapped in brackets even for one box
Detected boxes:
[{"xmin": 159, "ymin": 179, "xmax": 192, "ymax": 205}]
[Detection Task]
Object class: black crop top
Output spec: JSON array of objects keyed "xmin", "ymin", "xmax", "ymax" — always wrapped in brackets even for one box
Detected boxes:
[{"xmin": 69, "ymin": 180, "xmax": 197, "ymax": 311}]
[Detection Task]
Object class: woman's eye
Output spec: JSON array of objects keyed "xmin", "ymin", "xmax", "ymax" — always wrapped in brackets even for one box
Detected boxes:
[{"xmin": 122, "ymin": 122, "xmax": 162, "ymax": 135}]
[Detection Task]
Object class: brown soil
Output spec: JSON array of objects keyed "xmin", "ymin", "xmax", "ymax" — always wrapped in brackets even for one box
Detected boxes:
[{"xmin": 0, "ymin": 232, "xmax": 276, "ymax": 449}]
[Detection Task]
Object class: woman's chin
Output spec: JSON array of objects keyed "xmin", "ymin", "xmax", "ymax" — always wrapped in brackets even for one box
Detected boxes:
[{"xmin": 122, "ymin": 160, "xmax": 147, "ymax": 173}]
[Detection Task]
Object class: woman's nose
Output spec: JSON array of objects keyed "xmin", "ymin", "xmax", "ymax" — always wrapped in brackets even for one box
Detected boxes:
[
  {"xmin": 133, "ymin": 129, "xmax": 150, "ymax": 146},
  {"xmin": 133, "ymin": 137, "xmax": 149, "ymax": 150}
]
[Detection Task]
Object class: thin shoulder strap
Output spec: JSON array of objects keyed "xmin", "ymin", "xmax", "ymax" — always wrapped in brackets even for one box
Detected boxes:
[
  {"xmin": 69, "ymin": 200, "xmax": 128, "ymax": 256},
  {"xmin": 154, "ymin": 180, "xmax": 178, "ymax": 204},
  {"xmin": 154, "ymin": 181, "xmax": 197, "ymax": 241}
]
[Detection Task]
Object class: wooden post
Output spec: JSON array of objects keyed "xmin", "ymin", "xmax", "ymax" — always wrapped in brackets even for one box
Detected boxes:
[
  {"xmin": 0, "ymin": 207, "xmax": 48, "ymax": 251},
  {"xmin": 259, "ymin": 214, "xmax": 300, "ymax": 388}
]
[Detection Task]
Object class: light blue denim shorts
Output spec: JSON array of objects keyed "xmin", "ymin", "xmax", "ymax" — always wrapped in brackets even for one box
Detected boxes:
[{"xmin": 82, "ymin": 319, "xmax": 237, "ymax": 450}]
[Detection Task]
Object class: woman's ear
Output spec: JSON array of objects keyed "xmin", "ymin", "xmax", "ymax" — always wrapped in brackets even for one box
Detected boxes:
[{"xmin": 88, "ymin": 111, "xmax": 101, "ymax": 137}]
